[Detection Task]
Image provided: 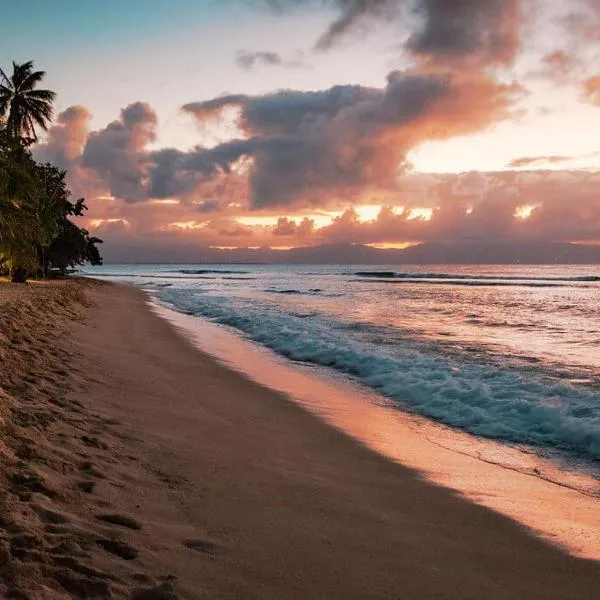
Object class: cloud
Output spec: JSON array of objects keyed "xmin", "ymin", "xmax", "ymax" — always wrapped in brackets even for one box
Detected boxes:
[
  {"xmin": 406, "ymin": 0, "xmax": 522, "ymax": 66},
  {"xmin": 27, "ymin": 0, "xmax": 599, "ymax": 261},
  {"xmin": 34, "ymin": 0, "xmax": 525, "ymax": 217},
  {"xmin": 81, "ymin": 102, "xmax": 157, "ymax": 202},
  {"xmin": 36, "ymin": 105, "xmax": 91, "ymax": 170},
  {"xmin": 507, "ymin": 155, "xmax": 572, "ymax": 168},
  {"xmin": 310, "ymin": 170, "xmax": 600, "ymax": 246},
  {"xmin": 34, "ymin": 105, "xmax": 103, "ymax": 200},
  {"xmin": 235, "ymin": 50, "xmax": 308, "ymax": 69},
  {"xmin": 536, "ymin": 50, "xmax": 577, "ymax": 83},
  {"xmin": 76, "ymin": 168, "xmax": 600, "ymax": 263},
  {"xmin": 314, "ymin": 0, "xmax": 400, "ymax": 50},
  {"xmin": 180, "ymin": 70, "xmax": 520, "ymax": 209},
  {"xmin": 534, "ymin": 2, "xmax": 600, "ymax": 87},
  {"xmin": 582, "ymin": 75, "xmax": 600, "ymax": 106},
  {"xmin": 257, "ymin": 0, "xmax": 522, "ymax": 67},
  {"xmin": 273, "ymin": 216, "xmax": 315, "ymax": 236},
  {"xmin": 36, "ymin": 60, "xmax": 520, "ymax": 219}
]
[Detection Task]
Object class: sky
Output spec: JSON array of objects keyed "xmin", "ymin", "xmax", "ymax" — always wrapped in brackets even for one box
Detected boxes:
[{"xmin": 2, "ymin": 0, "xmax": 600, "ymax": 260}]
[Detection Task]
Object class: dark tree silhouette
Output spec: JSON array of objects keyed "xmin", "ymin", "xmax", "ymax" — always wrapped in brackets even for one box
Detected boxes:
[
  {"xmin": 45, "ymin": 198, "xmax": 103, "ymax": 275},
  {"xmin": 0, "ymin": 61, "xmax": 56, "ymax": 142}
]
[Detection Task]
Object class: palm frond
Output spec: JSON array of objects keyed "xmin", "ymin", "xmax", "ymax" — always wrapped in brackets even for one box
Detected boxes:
[
  {"xmin": 30, "ymin": 110, "xmax": 51, "ymax": 132},
  {"xmin": 0, "ymin": 60, "xmax": 55, "ymax": 139},
  {"xmin": 12, "ymin": 61, "xmax": 32, "ymax": 87},
  {"xmin": 22, "ymin": 69, "xmax": 46, "ymax": 91},
  {"xmin": 0, "ymin": 67, "xmax": 11, "ymax": 87},
  {"xmin": 25, "ymin": 88, "xmax": 56, "ymax": 102}
]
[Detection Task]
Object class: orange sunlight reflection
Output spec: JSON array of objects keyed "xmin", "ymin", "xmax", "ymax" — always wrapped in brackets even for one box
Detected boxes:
[{"xmin": 154, "ymin": 304, "xmax": 600, "ymax": 561}]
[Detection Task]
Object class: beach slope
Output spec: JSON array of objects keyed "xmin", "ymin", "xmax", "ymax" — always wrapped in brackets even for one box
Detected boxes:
[{"xmin": 0, "ymin": 280, "xmax": 598, "ymax": 599}]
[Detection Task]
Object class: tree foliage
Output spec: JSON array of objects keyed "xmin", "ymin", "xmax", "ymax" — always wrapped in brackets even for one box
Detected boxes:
[
  {"xmin": 0, "ymin": 60, "xmax": 56, "ymax": 142},
  {"xmin": 0, "ymin": 61, "xmax": 102, "ymax": 280}
]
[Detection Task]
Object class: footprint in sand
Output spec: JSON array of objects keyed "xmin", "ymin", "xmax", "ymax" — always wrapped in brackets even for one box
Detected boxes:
[
  {"xmin": 80, "ymin": 435, "xmax": 108, "ymax": 450},
  {"xmin": 80, "ymin": 460, "xmax": 106, "ymax": 479},
  {"xmin": 132, "ymin": 581, "xmax": 179, "ymax": 600},
  {"xmin": 10, "ymin": 470, "xmax": 58, "ymax": 500},
  {"xmin": 182, "ymin": 539, "xmax": 218, "ymax": 554},
  {"xmin": 76, "ymin": 480, "xmax": 95, "ymax": 493},
  {"xmin": 31, "ymin": 504, "xmax": 71, "ymax": 525},
  {"xmin": 96, "ymin": 513, "xmax": 142, "ymax": 531},
  {"xmin": 96, "ymin": 538, "xmax": 138, "ymax": 560}
]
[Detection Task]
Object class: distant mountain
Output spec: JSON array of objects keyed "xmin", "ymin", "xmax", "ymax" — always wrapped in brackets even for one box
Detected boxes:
[
  {"xmin": 397, "ymin": 242, "xmax": 600, "ymax": 264},
  {"xmin": 103, "ymin": 241, "xmax": 600, "ymax": 265}
]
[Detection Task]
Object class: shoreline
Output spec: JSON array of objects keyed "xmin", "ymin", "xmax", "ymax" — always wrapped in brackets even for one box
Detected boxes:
[
  {"xmin": 0, "ymin": 279, "xmax": 599, "ymax": 598},
  {"xmin": 150, "ymin": 296, "xmax": 600, "ymax": 561}
]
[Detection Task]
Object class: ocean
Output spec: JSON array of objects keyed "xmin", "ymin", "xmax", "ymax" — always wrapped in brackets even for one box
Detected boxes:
[{"xmin": 83, "ymin": 263, "xmax": 600, "ymax": 476}]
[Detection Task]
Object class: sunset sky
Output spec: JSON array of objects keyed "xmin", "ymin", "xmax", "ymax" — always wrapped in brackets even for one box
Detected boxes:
[{"xmin": 3, "ymin": 0, "xmax": 600, "ymax": 260}]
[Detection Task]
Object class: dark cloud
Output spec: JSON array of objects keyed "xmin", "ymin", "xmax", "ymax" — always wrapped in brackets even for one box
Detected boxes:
[
  {"xmin": 181, "ymin": 74, "xmax": 450, "ymax": 208},
  {"xmin": 314, "ymin": 0, "xmax": 399, "ymax": 50},
  {"xmin": 38, "ymin": 65, "xmax": 519, "ymax": 214},
  {"xmin": 253, "ymin": 0, "xmax": 398, "ymax": 49},
  {"xmin": 81, "ymin": 102, "xmax": 157, "ymax": 202},
  {"xmin": 255, "ymin": 0, "xmax": 522, "ymax": 65},
  {"xmin": 406, "ymin": 0, "xmax": 521, "ymax": 65},
  {"xmin": 180, "ymin": 71, "xmax": 519, "ymax": 209},
  {"xmin": 33, "ymin": 2, "xmax": 525, "ymax": 214}
]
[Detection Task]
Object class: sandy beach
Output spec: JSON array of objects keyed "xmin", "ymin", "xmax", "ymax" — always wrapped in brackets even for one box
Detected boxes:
[{"xmin": 0, "ymin": 279, "xmax": 598, "ymax": 599}]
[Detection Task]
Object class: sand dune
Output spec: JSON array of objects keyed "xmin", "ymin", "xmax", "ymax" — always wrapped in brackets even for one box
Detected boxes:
[{"xmin": 0, "ymin": 279, "xmax": 598, "ymax": 598}]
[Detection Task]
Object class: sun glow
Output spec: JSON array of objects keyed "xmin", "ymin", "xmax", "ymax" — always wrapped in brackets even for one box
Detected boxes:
[
  {"xmin": 149, "ymin": 199, "xmax": 180, "ymax": 205},
  {"xmin": 237, "ymin": 212, "xmax": 341, "ymax": 229},
  {"xmin": 354, "ymin": 205, "xmax": 383, "ymax": 222},
  {"xmin": 366, "ymin": 242, "xmax": 418, "ymax": 250},
  {"xmin": 407, "ymin": 208, "xmax": 433, "ymax": 221},
  {"xmin": 88, "ymin": 218, "xmax": 129, "ymax": 228},
  {"xmin": 514, "ymin": 205, "xmax": 538, "ymax": 219},
  {"xmin": 162, "ymin": 220, "xmax": 208, "ymax": 231},
  {"xmin": 236, "ymin": 216, "xmax": 280, "ymax": 227}
]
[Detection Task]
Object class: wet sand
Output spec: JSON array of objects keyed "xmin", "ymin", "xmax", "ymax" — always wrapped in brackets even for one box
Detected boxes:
[{"xmin": 0, "ymin": 279, "xmax": 598, "ymax": 598}]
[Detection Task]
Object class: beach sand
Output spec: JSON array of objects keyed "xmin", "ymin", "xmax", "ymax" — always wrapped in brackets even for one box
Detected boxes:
[{"xmin": 0, "ymin": 279, "xmax": 598, "ymax": 599}]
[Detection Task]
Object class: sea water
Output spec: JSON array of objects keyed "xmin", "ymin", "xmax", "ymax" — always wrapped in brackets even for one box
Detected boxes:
[{"xmin": 83, "ymin": 264, "xmax": 600, "ymax": 473}]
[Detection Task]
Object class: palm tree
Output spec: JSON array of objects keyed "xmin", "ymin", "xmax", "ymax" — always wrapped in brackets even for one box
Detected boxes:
[{"xmin": 0, "ymin": 61, "xmax": 56, "ymax": 142}]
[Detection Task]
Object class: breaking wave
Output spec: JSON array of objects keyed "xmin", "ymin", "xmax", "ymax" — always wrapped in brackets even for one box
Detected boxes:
[
  {"xmin": 356, "ymin": 278, "xmax": 572, "ymax": 288},
  {"xmin": 264, "ymin": 288, "xmax": 324, "ymax": 295},
  {"xmin": 353, "ymin": 271, "xmax": 600, "ymax": 282},
  {"xmin": 158, "ymin": 288, "xmax": 600, "ymax": 462},
  {"xmin": 86, "ymin": 273, "xmax": 253, "ymax": 280},
  {"xmin": 175, "ymin": 269, "xmax": 249, "ymax": 275}
]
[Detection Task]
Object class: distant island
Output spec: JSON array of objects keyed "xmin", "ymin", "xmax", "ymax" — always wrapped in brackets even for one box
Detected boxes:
[{"xmin": 100, "ymin": 241, "xmax": 600, "ymax": 265}]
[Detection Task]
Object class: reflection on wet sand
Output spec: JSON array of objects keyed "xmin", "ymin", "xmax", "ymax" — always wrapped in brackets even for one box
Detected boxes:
[{"xmin": 151, "ymin": 300, "xmax": 600, "ymax": 561}]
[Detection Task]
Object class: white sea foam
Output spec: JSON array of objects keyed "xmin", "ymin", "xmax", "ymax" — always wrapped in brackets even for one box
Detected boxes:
[{"xmin": 158, "ymin": 287, "xmax": 600, "ymax": 462}]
